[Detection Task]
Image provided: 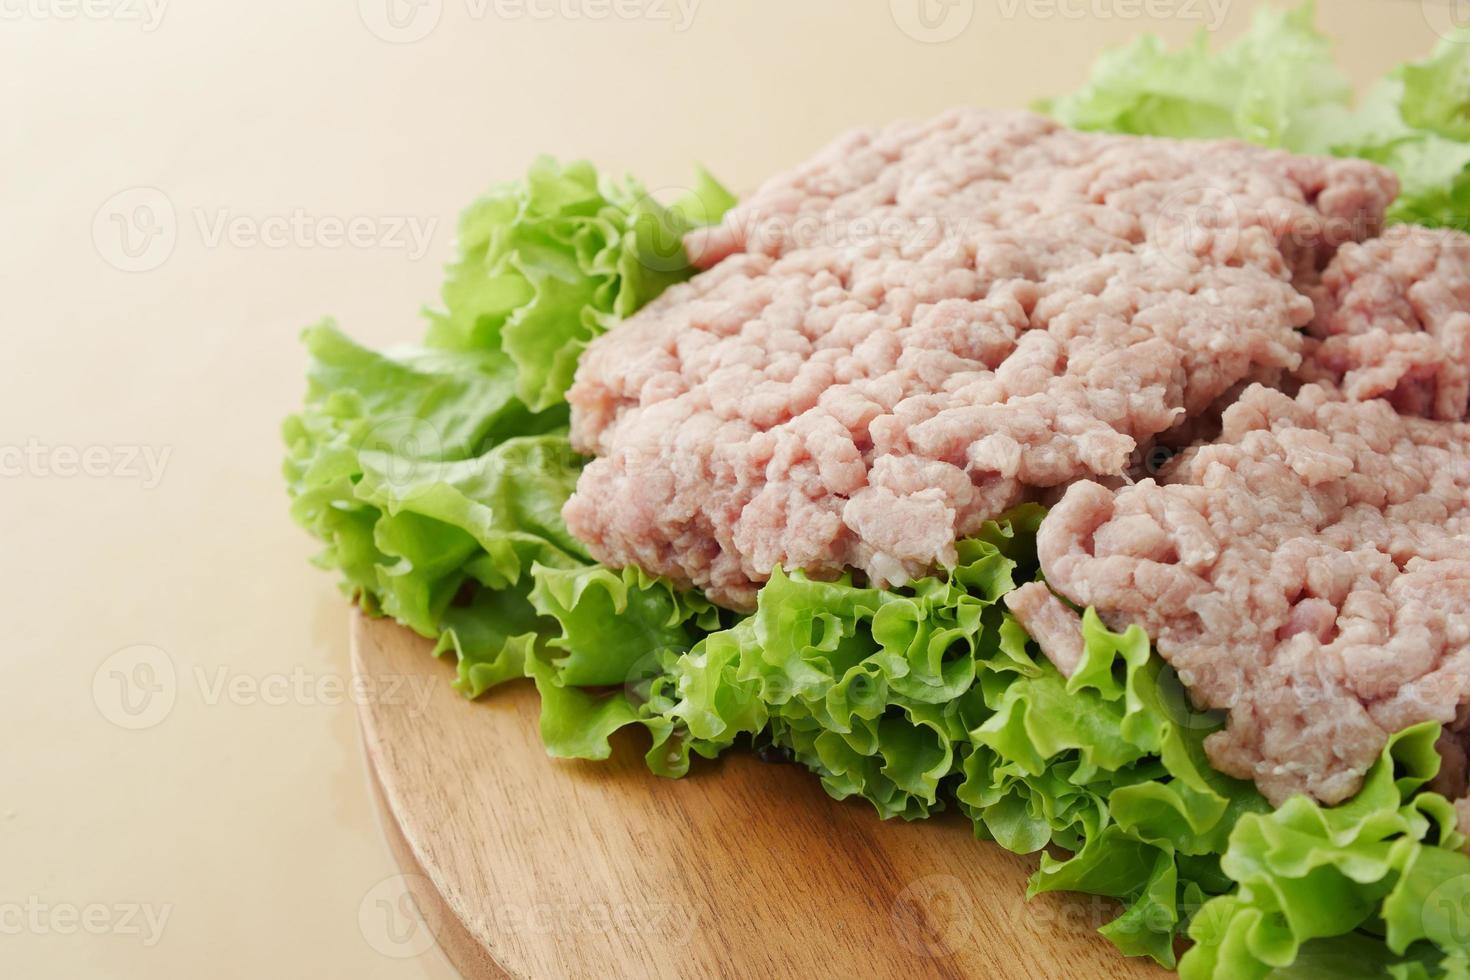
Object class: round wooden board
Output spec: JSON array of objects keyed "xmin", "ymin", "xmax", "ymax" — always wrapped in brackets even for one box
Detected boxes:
[{"xmin": 351, "ymin": 610, "xmax": 1167, "ymax": 979}]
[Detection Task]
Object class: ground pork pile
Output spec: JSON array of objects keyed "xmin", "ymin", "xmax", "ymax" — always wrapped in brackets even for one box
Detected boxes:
[
  {"xmin": 564, "ymin": 109, "xmax": 1395, "ymax": 608},
  {"xmin": 1303, "ymin": 224, "xmax": 1470, "ymax": 421},
  {"xmin": 1038, "ymin": 384, "xmax": 1470, "ymax": 806},
  {"xmin": 561, "ymin": 108, "xmax": 1470, "ymax": 810}
]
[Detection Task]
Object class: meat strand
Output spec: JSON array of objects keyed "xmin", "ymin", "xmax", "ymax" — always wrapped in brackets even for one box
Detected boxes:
[{"xmin": 1004, "ymin": 582, "xmax": 1086, "ymax": 677}]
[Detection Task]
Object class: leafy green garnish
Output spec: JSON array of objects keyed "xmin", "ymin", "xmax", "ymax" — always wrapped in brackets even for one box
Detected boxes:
[
  {"xmin": 1181, "ymin": 724, "xmax": 1470, "ymax": 978},
  {"xmin": 425, "ymin": 157, "xmax": 735, "ymax": 410},
  {"xmin": 1045, "ymin": 2, "xmax": 1470, "ymax": 233},
  {"xmin": 287, "ymin": 63, "xmax": 1470, "ymax": 974}
]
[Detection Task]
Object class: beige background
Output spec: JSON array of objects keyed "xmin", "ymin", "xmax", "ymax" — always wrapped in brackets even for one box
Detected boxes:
[{"xmin": 1, "ymin": 1, "xmax": 1442, "ymax": 976}]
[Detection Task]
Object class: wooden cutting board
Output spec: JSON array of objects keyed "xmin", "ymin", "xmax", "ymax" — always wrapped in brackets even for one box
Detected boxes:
[{"xmin": 352, "ymin": 610, "xmax": 1165, "ymax": 979}]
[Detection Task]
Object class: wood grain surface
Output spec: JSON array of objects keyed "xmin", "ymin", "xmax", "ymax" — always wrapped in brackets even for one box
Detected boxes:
[{"xmin": 352, "ymin": 610, "xmax": 1166, "ymax": 979}]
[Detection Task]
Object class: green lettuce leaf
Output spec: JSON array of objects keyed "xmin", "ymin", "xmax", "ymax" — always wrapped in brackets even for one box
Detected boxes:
[
  {"xmin": 1365, "ymin": 35, "xmax": 1470, "ymax": 229},
  {"xmin": 282, "ymin": 322, "xmax": 549, "ymax": 616},
  {"xmin": 647, "ymin": 507, "xmax": 1045, "ymax": 821},
  {"xmin": 426, "ymin": 156, "xmax": 735, "ymax": 410},
  {"xmin": 281, "ymin": 319, "xmax": 585, "ymax": 636},
  {"xmin": 1398, "ymin": 35, "xmax": 1470, "ymax": 142},
  {"xmin": 1045, "ymin": 3, "xmax": 1470, "ymax": 233},
  {"xmin": 1042, "ymin": 5, "xmax": 1352, "ymax": 153},
  {"xmin": 285, "ymin": 156, "xmax": 734, "ymax": 640},
  {"xmin": 283, "ymin": 155, "xmax": 743, "ymax": 781},
  {"xmin": 529, "ymin": 562, "xmax": 724, "ymax": 688},
  {"xmin": 520, "ymin": 561, "xmax": 732, "ymax": 772},
  {"xmin": 354, "ymin": 434, "xmax": 588, "ymax": 634},
  {"xmin": 966, "ymin": 609, "xmax": 1267, "ymax": 967},
  {"xmin": 1181, "ymin": 724, "xmax": 1470, "ymax": 979},
  {"xmin": 628, "ymin": 507, "xmax": 1264, "ymax": 968},
  {"xmin": 431, "ymin": 582, "xmax": 543, "ymax": 698}
]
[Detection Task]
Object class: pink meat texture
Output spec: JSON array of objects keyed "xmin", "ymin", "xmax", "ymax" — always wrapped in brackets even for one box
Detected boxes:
[
  {"xmin": 1039, "ymin": 385, "xmax": 1470, "ymax": 806},
  {"xmin": 565, "ymin": 110, "xmax": 1395, "ymax": 609},
  {"xmin": 561, "ymin": 109, "xmax": 1470, "ymax": 807},
  {"xmin": 1003, "ymin": 582, "xmax": 1085, "ymax": 677},
  {"xmin": 1303, "ymin": 224, "xmax": 1470, "ymax": 421}
]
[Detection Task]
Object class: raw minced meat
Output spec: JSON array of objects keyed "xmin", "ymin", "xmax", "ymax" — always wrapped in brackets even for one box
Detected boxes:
[
  {"xmin": 1037, "ymin": 384, "xmax": 1470, "ymax": 806},
  {"xmin": 1003, "ymin": 582, "xmax": 1085, "ymax": 677},
  {"xmin": 1302, "ymin": 224, "xmax": 1470, "ymax": 421},
  {"xmin": 564, "ymin": 109, "xmax": 1396, "ymax": 608},
  {"xmin": 561, "ymin": 108, "xmax": 1470, "ymax": 810}
]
